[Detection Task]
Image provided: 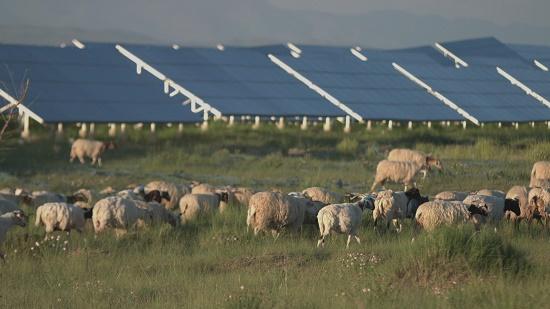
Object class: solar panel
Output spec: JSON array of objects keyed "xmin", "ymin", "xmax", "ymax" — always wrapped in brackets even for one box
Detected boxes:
[
  {"xmin": 272, "ymin": 46, "xmax": 465, "ymax": 121},
  {"xmin": 119, "ymin": 44, "xmax": 347, "ymax": 118},
  {"xmin": 0, "ymin": 43, "xmax": 202, "ymax": 123},
  {"xmin": 508, "ymin": 44, "xmax": 550, "ymax": 63}
]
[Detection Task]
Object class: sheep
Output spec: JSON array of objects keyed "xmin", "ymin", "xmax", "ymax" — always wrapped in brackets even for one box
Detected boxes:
[
  {"xmin": 434, "ymin": 191, "xmax": 469, "ymax": 202},
  {"xmin": 179, "ymin": 192, "xmax": 229, "ymax": 224},
  {"xmin": 0, "ymin": 198, "xmax": 19, "ymax": 215},
  {"xmin": 505, "ymin": 186, "xmax": 529, "ymax": 221},
  {"xmin": 246, "ymin": 192, "xmax": 307, "ymax": 237},
  {"xmin": 414, "ymin": 200, "xmax": 487, "ymax": 232},
  {"xmin": 387, "ymin": 148, "xmax": 443, "ymax": 178},
  {"xmin": 286, "ymin": 193, "xmax": 329, "ymax": 225},
  {"xmin": 527, "ymin": 187, "xmax": 550, "ymax": 227},
  {"xmin": 34, "ymin": 203, "xmax": 86, "ymax": 237},
  {"xmin": 302, "ymin": 187, "xmax": 342, "ymax": 204},
  {"xmin": 191, "ymin": 183, "xmax": 217, "ymax": 195},
  {"xmin": 463, "ymin": 194, "xmax": 507, "ymax": 224},
  {"xmin": 0, "ymin": 210, "xmax": 27, "ymax": 260},
  {"xmin": 69, "ymin": 138, "xmax": 115, "ymax": 167},
  {"xmin": 530, "ymin": 161, "xmax": 550, "ymax": 188},
  {"xmin": 372, "ymin": 188, "xmax": 429, "ymax": 232},
  {"xmin": 316, "ymin": 196, "xmax": 374, "ymax": 248},
  {"xmin": 233, "ymin": 187, "xmax": 255, "ymax": 207},
  {"xmin": 21, "ymin": 190, "xmax": 87, "ymax": 208},
  {"xmin": 475, "ymin": 189, "xmax": 506, "ymax": 199},
  {"xmin": 92, "ymin": 197, "xmax": 152, "ymax": 236},
  {"xmin": 134, "ymin": 201, "xmax": 178, "ymax": 227},
  {"xmin": 145, "ymin": 181, "xmax": 180, "ymax": 209},
  {"xmin": 370, "ymin": 160, "xmax": 424, "ymax": 192}
]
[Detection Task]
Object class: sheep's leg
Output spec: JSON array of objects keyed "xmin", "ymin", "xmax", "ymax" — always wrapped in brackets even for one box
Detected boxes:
[
  {"xmin": 0, "ymin": 252, "xmax": 4, "ymax": 262},
  {"xmin": 354, "ymin": 235, "xmax": 361, "ymax": 245},
  {"xmin": 91, "ymin": 157, "xmax": 97, "ymax": 166},
  {"xmin": 346, "ymin": 235, "xmax": 352, "ymax": 248},
  {"xmin": 97, "ymin": 157, "xmax": 102, "ymax": 167},
  {"xmin": 317, "ymin": 235, "xmax": 326, "ymax": 248},
  {"xmin": 421, "ymin": 170, "xmax": 427, "ymax": 179},
  {"xmin": 78, "ymin": 155, "xmax": 85, "ymax": 164},
  {"xmin": 271, "ymin": 229, "xmax": 280, "ymax": 240}
]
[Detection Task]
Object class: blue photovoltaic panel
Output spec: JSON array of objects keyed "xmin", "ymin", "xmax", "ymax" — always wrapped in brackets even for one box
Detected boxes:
[
  {"xmin": 274, "ymin": 47, "xmax": 465, "ymax": 121},
  {"xmin": 440, "ymin": 37, "xmax": 531, "ymax": 68},
  {"xmin": 503, "ymin": 66, "xmax": 550, "ymax": 99},
  {"xmin": 122, "ymin": 44, "xmax": 346, "ymax": 117},
  {"xmin": 509, "ymin": 44, "xmax": 550, "ymax": 70},
  {"xmin": 400, "ymin": 62, "xmax": 550, "ymax": 122},
  {"xmin": 0, "ymin": 43, "xmax": 202, "ymax": 123}
]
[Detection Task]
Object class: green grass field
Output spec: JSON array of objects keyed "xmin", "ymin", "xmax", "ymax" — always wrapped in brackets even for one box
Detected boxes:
[{"xmin": 1, "ymin": 121, "xmax": 550, "ymax": 308}]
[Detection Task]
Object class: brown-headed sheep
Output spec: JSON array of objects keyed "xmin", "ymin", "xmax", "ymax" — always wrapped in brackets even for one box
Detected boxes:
[
  {"xmin": 70, "ymin": 138, "xmax": 115, "ymax": 167},
  {"xmin": 370, "ymin": 160, "xmax": 424, "ymax": 192},
  {"xmin": 388, "ymin": 148, "xmax": 443, "ymax": 178},
  {"xmin": 373, "ymin": 188, "xmax": 429, "ymax": 232},
  {"xmin": 144, "ymin": 181, "xmax": 180, "ymax": 209}
]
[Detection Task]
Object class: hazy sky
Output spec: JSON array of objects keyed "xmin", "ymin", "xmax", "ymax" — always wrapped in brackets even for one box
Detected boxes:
[{"xmin": 1, "ymin": 0, "xmax": 549, "ymax": 47}]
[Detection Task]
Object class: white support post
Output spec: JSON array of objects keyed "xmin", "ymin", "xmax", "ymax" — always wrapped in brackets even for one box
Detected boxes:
[
  {"xmin": 89, "ymin": 123, "xmax": 95, "ymax": 136},
  {"xmin": 427, "ymin": 121, "xmax": 432, "ymax": 129},
  {"xmin": 481, "ymin": 123, "xmax": 485, "ymax": 128},
  {"xmin": 323, "ymin": 117, "xmax": 332, "ymax": 132},
  {"xmin": 252, "ymin": 116, "xmax": 260, "ymax": 130},
  {"xmin": 446, "ymin": 121, "xmax": 451, "ymax": 127},
  {"xmin": 150, "ymin": 123, "xmax": 156, "ymax": 133},
  {"xmin": 388, "ymin": 120, "xmax": 393, "ymax": 130},
  {"xmin": 108, "ymin": 123, "xmax": 116, "ymax": 137},
  {"xmin": 178, "ymin": 123, "xmax": 184, "ymax": 133},
  {"xmin": 367, "ymin": 120, "xmax": 372, "ymax": 131},
  {"xmin": 300, "ymin": 116, "xmax": 308, "ymax": 130},
  {"xmin": 276, "ymin": 117, "xmax": 285, "ymax": 130},
  {"xmin": 120, "ymin": 123, "xmax": 127, "ymax": 134},
  {"xmin": 228, "ymin": 115, "xmax": 235, "ymax": 127},
  {"xmin": 547, "ymin": 121, "xmax": 550, "ymax": 129},
  {"xmin": 515, "ymin": 122, "xmax": 519, "ymax": 130},
  {"xmin": 79, "ymin": 123, "xmax": 87, "ymax": 137},
  {"xmin": 134, "ymin": 123, "xmax": 143, "ymax": 130},
  {"xmin": 344, "ymin": 115, "xmax": 351, "ymax": 133},
  {"xmin": 201, "ymin": 111, "xmax": 209, "ymax": 131},
  {"xmin": 56, "ymin": 123, "xmax": 63, "ymax": 135},
  {"xmin": 531, "ymin": 121, "xmax": 535, "ymax": 128},
  {"xmin": 462, "ymin": 121, "xmax": 467, "ymax": 130},
  {"xmin": 407, "ymin": 121, "xmax": 412, "ymax": 130},
  {"xmin": 21, "ymin": 113, "xmax": 30, "ymax": 139},
  {"xmin": 498, "ymin": 122, "xmax": 502, "ymax": 128}
]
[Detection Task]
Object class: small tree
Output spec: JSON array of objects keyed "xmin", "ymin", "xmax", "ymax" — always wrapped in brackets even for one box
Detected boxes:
[{"xmin": 0, "ymin": 79, "xmax": 29, "ymax": 141}]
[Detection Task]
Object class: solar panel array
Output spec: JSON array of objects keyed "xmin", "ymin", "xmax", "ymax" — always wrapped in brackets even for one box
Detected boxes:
[
  {"xmin": 121, "ymin": 44, "xmax": 346, "ymax": 117},
  {"xmin": 273, "ymin": 48, "xmax": 466, "ymax": 121},
  {"xmin": 1, "ymin": 37, "xmax": 550, "ymax": 125},
  {"xmin": 0, "ymin": 43, "xmax": 201, "ymax": 123}
]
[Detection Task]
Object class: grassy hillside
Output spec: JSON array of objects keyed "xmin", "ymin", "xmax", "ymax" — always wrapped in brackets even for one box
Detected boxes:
[{"xmin": 0, "ymin": 121, "xmax": 549, "ymax": 308}]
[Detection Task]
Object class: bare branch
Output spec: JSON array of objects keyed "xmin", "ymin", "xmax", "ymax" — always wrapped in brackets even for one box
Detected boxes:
[{"xmin": 0, "ymin": 79, "xmax": 30, "ymax": 141}]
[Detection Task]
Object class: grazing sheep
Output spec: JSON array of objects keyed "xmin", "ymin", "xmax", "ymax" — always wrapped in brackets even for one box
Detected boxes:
[
  {"xmin": 316, "ymin": 196, "xmax": 374, "ymax": 248},
  {"xmin": 373, "ymin": 188, "xmax": 429, "ymax": 232},
  {"xmin": 117, "ymin": 190, "xmax": 144, "ymax": 201},
  {"xmin": 246, "ymin": 192, "xmax": 307, "ymax": 236},
  {"xmin": 233, "ymin": 187, "xmax": 255, "ymax": 207},
  {"xmin": 387, "ymin": 148, "xmax": 443, "ymax": 178},
  {"xmin": 35, "ymin": 203, "xmax": 86, "ymax": 236},
  {"xmin": 179, "ymin": 193, "xmax": 229, "ymax": 224},
  {"xmin": 145, "ymin": 181, "xmax": 180, "ymax": 209},
  {"xmin": 527, "ymin": 187, "xmax": 550, "ymax": 227},
  {"xmin": 134, "ymin": 201, "xmax": 178, "ymax": 227},
  {"xmin": 463, "ymin": 194, "xmax": 507, "ymax": 223},
  {"xmin": 475, "ymin": 189, "xmax": 506, "ymax": 199},
  {"xmin": 92, "ymin": 197, "xmax": 152, "ymax": 236},
  {"xmin": 414, "ymin": 200, "xmax": 487, "ymax": 232},
  {"xmin": 505, "ymin": 186, "xmax": 529, "ymax": 221},
  {"xmin": 370, "ymin": 160, "xmax": 424, "ymax": 192},
  {"xmin": 530, "ymin": 161, "xmax": 550, "ymax": 188},
  {"xmin": 0, "ymin": 210, "xmax": 27, "ymax": 260},
  {"xmin": 191, "ymin": 183, "xmax": 217, "ymax": 195},
  {"xmin": 0, "ymin": 198, "xmax": 19, "ymax": 215},
  {"xmin": 287, "ymin": 193, "xmax": 330, "ymax": 225},
  {"xmin": 73, "ymin": 189, "xmax": 96, "ymax": 206},
  {"xmin": 434, "ymin": 191, "xmax": 469, "ymax": 202},
  {"xmin": 69, "ymin": 138, "xmax": 115, "ymax": 167},
  {"xmin": 302, "ymin": 187, "xmax": 342, "ymax": 204}
]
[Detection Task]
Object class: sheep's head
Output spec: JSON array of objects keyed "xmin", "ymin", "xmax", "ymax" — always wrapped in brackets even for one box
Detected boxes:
[
  {"xmin": 358, "ymin": 195, "xmax": 375, "ymax": 211},
  {"xmin": 10, "ymin": 210, "xmax": 27, "ymax": 227},
  {"xmin": 144, "ymin": 190, "xmax": 162, "ymax": 203},
  {"xmin": 67, "ymin": 192, "xmax": 89, "ymax": 204},
  {"xmin": 504, "ymin": 198, "xmax": 521, "ymax": 217},
  {"xmin": 467, "ymin": 204, "xmax": 488, "ymax": 217},
  {"xmin": 426, "ymin": 156, "xmax": 443, "ymax": 171},
  {"xmin": 345, "ymin": 192, "xmax": 364, "ymax": 203},
  {"xmin": 104, "ymin": 141, "xmax": 116, "ymax": 150},
  {"xmin": 83, "ymin": 207, "xmax": 93, "ymax": 220},
  {"xmin": 217, "ymin": 191, "xmax": 229, "ymax": 203}
]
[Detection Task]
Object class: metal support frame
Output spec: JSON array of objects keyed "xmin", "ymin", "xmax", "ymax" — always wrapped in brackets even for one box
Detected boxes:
[
  {"xmin": 407, "ymin": 121, "xmax": 412, "ymax": 130},
  {"xmin": 300, "ymin": 116, "xmax": 308, "ymax": 130},
  {"xmin": 344, "ymin": 115, "xmax": 351, "ymax": 133},
  {"xmin": 115, "ymin": 45, "xmax": 222, "ymax": 119},
  {"xmin": 323, "ymin": 117, "xmax": 332, "ymax": 132},
  {"xmin": 79, "ymin": 123, "xmax": 87, "ymax": 137},
  {"xmin": 434, "ymin": 42, "xmax": 469, "ymax": 68},
  {"xmin": 268, "ymin": 54, "xmax": 364, "ymax": 123},
  {"xmin": 108, "ymin": 123, "xmax": 116, "ymax": 136},
  {"xmin": 0, "ymin": 88, "xmax": 44, "ymax": 124},
  {"xmin": 366, "ymin": 120, "xmax": 372, "ymax": 131},
  {"xmin": 534, "ymin": 60, "xmax": 549, "ymax": 72},
  {"xmin": 276, "ymin": 117, "xmax": 285, "ymax": 130},
  {"xmin": 497, "ymin": 66, "xmax": 550, "ymax": 109},
  {"xmin": 388, "ymin": 120, "xmax": 393, "ymax": 130},
  {"xmin": 252, "ymin": 116, "xmax": 260, "ymax": 129},
  {"xmin": 392, "ymin": 63, "xmax": 480, "ymax": 126},
  {"xmin": 228, "ymin": 115, "xmax": 235, "ymax": 127}
]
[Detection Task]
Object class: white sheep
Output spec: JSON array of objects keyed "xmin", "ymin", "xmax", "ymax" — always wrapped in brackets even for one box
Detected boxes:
[
  {"xmin": 0, "ymin": 210, "xmax": 27, "ymax": 260},
  {"xmin": 530, "ymin": 161, "xmax": 550, "ymax": 188},
  {"xmin": 302, "ymin": 187, "xmax": 342, "ymax": 204},
  {"xmin": 69, "ymin": 138, "xmax": 115, "ymax": 167},
  {"xmin": 246, "ymin": 192, "xmax": 307, "ymax": 237},
  {"xmin": 92, "ymin": 197, "xmax": 152, "ymax": 236},
  {"xmin": 372, "ymin": 188, "xmax": 429, "ymax": 232},
  {"xmin": 527, "ymin": 187, "xmax": 550, "ymax": 226},
  {"xmin": 145, "ymin": 180, "xmax": 180, "ymax": 209},
  {"xmin": 232, "ymin": 187, "xmax": 255, "ymax": 207},
  {"xmin": 505, "ymin": 186, "xmax": 529, "ymax": 221},
  {"xmin": 191, "ymin": 183, "xmax": 217, "ymax": 195},
  {"xmin": 434, "ymin": 191, "xmax": 469, "ymax": 202},
  {"xmin": 134, "ymin": 201, "xmax": 178, "ymax": 227},
  {"xmin": 463, "ymin": 194, "xmax": 506, "ymax": 223},
  {"xmin": 387, "ymin": 148, "xmax": 443, "ymax": 178},
  {"xmin": 179, "ymin": 193, "xmax": 229, "ymax": 224},
  {"xmin": 316, "ymin": 195, "xmax": 376, "ymax": 248},
  {"xmin": 35, "ymin": 203, "xmax": 86, "ymax": 236},
  {"xmin": 475, "ymin": 189, "xmax": 506, "ymax": 199},
  {"xmin": 370, "ymin": 160, "xmax": 424, "ymax": 192},
  {"xmin": 414, "ymin": 200, "xmax": 487, "ymax": 232}
]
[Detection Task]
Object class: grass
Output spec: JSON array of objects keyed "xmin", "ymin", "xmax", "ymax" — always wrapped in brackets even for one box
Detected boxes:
[{"xmin": 1, "ymin": 120, "xmax": 550, "ymax": 308}]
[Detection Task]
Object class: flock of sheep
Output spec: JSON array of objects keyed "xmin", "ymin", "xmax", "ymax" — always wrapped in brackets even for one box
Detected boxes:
[{"xmin": 1, "ymin": 142, "xmax": 550, "ymax": 259}]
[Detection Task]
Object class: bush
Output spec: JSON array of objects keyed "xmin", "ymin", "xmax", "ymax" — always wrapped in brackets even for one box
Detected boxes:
[{"xmin": 336, "ymin": 138, "xmax": 359, "ymax": 155}]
